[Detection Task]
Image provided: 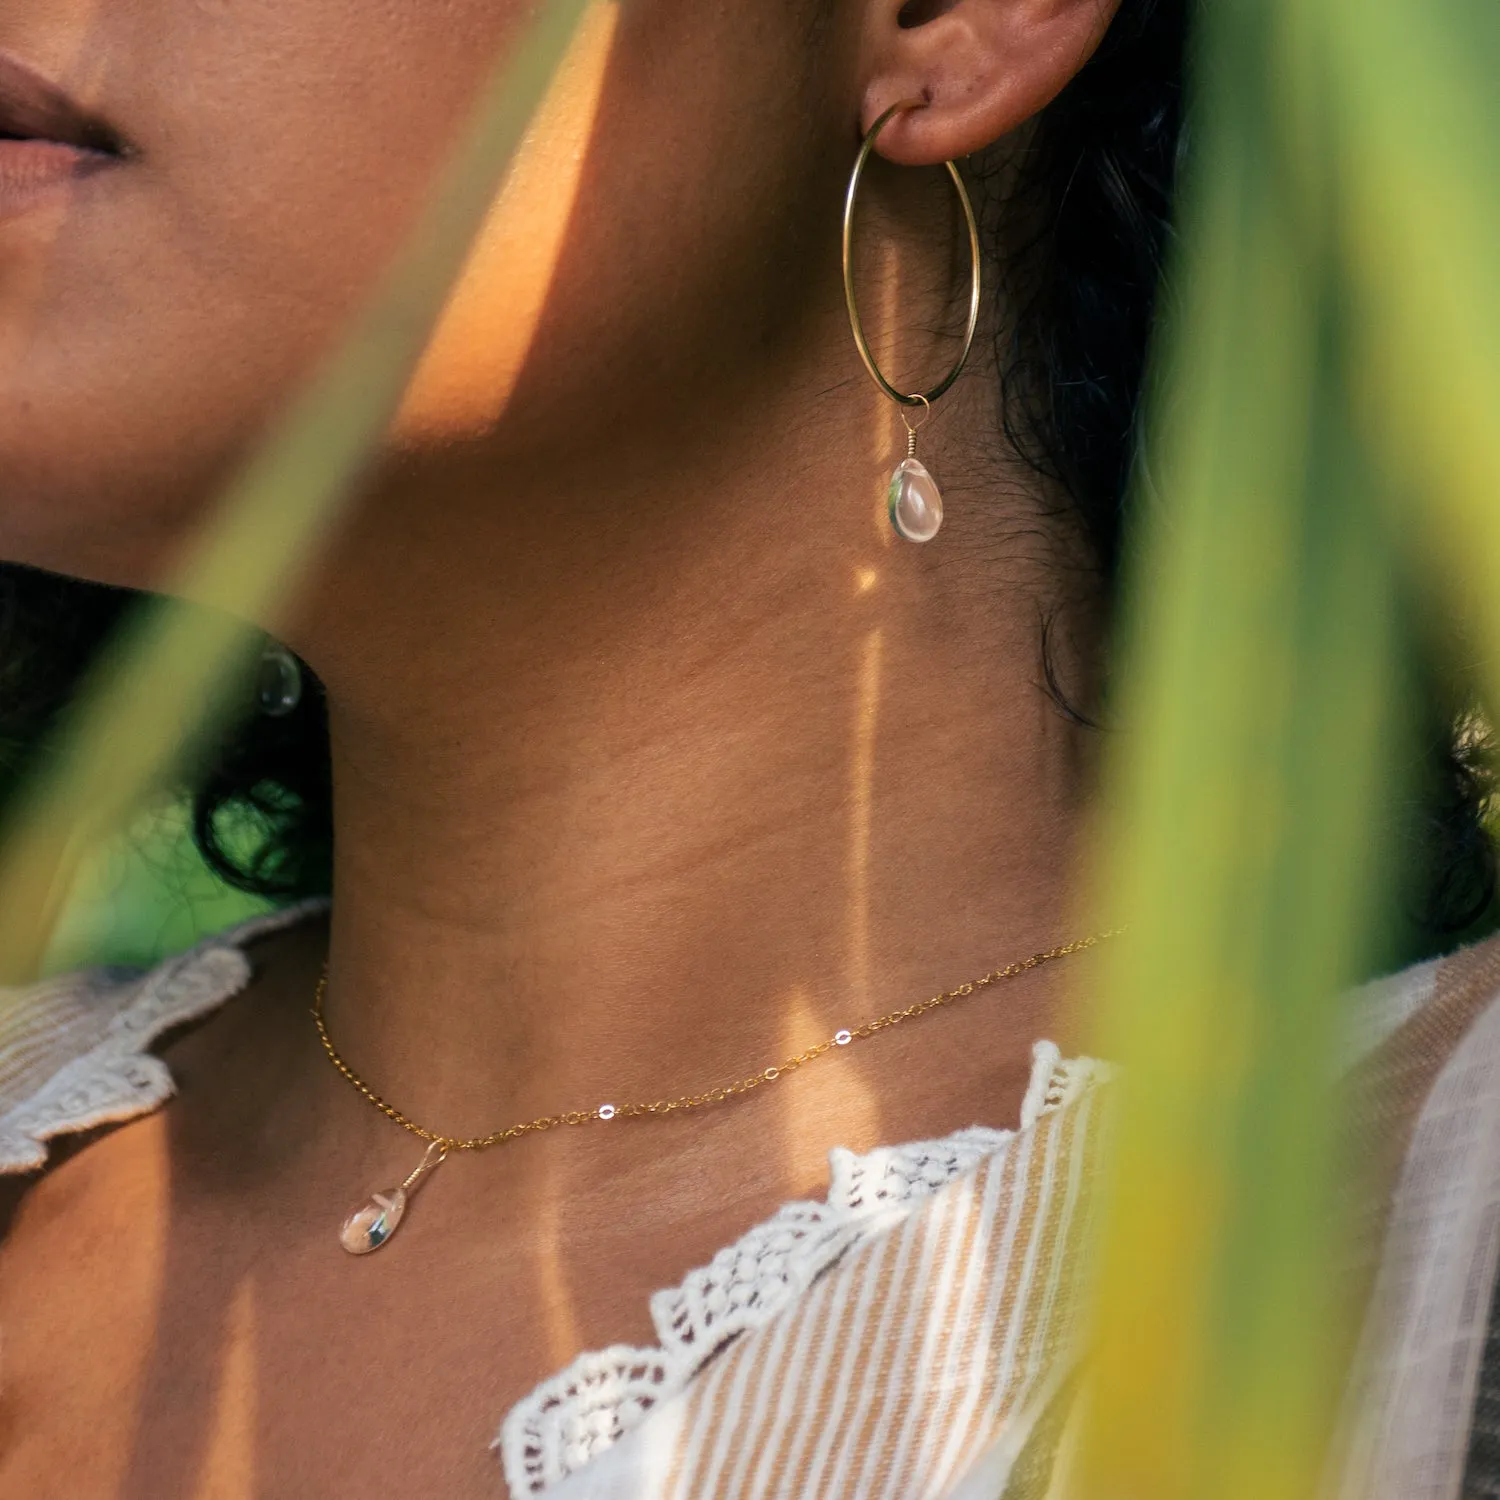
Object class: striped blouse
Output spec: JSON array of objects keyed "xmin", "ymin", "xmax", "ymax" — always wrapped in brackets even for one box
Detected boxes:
[
  {"xmin": 502, "ymin": 1044, "xmax": 1103, "ymax": 1500},
  {"xmin": 4, "ymin": 905, "xmax": 1500, "ymax": 1499}
]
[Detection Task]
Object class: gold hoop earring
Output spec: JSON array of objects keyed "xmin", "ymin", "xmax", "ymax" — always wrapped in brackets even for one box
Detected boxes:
[{"xmin": 842, "ymin": 99, "xmax": 982, "ymax": 543}]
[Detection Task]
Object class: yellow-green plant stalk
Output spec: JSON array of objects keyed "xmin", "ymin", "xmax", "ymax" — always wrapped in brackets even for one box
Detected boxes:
[
  {"xmin": 1072, "ymin": 2, "xmax": 1421, "ymax": 1496},
  {"xmin": 0, "ymin": 0, "xmax": 597, "ymax": 983},
  {"xmin": 1322, "ymin": 0, "xmax": 1500, "ymax": 714}
]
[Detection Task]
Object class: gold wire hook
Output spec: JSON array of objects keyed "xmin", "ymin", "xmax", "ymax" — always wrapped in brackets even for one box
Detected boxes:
[
  {"xmin": 900, "ymin": 394, "xmax": 932, "ymax": 456},
  {"xmin": 401, "ymin": 1139, "xmax": 450, "ymax": 1192}
]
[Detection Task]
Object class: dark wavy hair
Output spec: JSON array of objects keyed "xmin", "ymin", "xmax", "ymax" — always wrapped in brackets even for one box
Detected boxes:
[{"xmin": 0, "ymin": 0, "xmax": 1492, "ymax": 942}]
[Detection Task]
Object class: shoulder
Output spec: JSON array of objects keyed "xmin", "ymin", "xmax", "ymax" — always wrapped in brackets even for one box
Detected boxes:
[
  {"xmin": 1331, "ymin": 931, "xmax": 1500, "ymax": 1495},
  {"xmin": 1340, "ymin": 931, "xmax": 1500, "ymax": 1129},
  {"xmin": 0, "ymin": 900, "xmax": 328, "ymax": 1176}
]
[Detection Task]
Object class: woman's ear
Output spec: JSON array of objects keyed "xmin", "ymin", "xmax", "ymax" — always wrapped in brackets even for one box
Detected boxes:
[{"xmin": 858, "ymin": 0, "xmax": 1123, "ymax": 163}]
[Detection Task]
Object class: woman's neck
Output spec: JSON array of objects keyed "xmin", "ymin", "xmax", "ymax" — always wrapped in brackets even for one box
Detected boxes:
[{"xmin": 287, "ymin": 363, "xmax": 1097, "ymax": 1149}]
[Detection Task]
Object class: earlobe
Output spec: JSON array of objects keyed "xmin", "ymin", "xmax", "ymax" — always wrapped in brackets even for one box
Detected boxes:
[{"xmin": 860, "ymin": 0, "xmax": 1123, "ymax": 165}]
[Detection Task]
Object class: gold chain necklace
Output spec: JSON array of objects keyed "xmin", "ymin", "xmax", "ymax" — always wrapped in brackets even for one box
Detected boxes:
[{"xmin": 315, "ymin": 930, "xmax": 1117, "ymax": 1255}]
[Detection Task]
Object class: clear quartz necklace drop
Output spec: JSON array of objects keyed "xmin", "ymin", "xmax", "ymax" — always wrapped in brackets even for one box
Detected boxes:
[{"xmin": 340, "ymin": 1140, "xmax": 448, "ymax": 1255}]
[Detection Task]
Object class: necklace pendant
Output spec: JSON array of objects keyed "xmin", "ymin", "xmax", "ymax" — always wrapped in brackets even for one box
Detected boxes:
[
  {"xmin": 339, "ymin": 1141, "xmax": 448, "ymax": 1256},
  {"xmin": 340, "ymin": 1187, "xmax": 408, "ymax": 1254}
]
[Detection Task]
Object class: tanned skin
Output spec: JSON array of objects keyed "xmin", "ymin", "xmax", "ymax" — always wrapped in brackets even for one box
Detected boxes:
[{"xmin": 0, "ymin": 0, "xmax": 1118, "ymax": 1492}]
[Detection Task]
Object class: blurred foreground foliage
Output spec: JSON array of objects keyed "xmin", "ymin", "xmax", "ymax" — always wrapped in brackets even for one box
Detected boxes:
[
  {"xmin": 40, "ymin": 802, "xmax": 268, "ymax": 977},
  {"xmin": 1073, "ymin": 0, "xmax": 1500, "ymax": 1498}
]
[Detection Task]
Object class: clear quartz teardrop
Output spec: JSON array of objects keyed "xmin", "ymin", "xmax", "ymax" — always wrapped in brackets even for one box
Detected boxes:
[
  {"xmin": 887, "ymin": 458, "xmax": 943, "ymax": 543},
  {"xmin": 340, "ymin": 1186, "xmax": 407, "ymax": 1255}
]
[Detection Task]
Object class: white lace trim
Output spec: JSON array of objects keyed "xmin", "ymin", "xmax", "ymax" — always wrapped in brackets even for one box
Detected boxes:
[
  {"xmin": 0, "ymin": 900, "xmax": 328, "ymax": 1173},
  {"xmin": 495, "ymin": 1040, "xmax": 1106, "ymax": 1497}
]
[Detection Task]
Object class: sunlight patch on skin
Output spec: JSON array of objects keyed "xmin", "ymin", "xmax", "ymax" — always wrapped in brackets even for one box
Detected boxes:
[
  {"xmin": 535, "ymin": 1185, "xmax": 582, "ymax": 1366},
  {"xmin": 844, "ymin": 628, "xmax": 884, "ymax": 1018},
  {"xmin": 777, "ymin": 984, "xmax": 880, "ymax": 1165},
  {"xmin": 84, "ymin": 1116, "xmax": 171, "ymax": 1496},
  {"xmin": 849, "ymin": 196, "xmax": 899, "ymax": 1005},
  {"xmin": 869, "ymin": 238, "xmax": 902, "ymax": 547},
  {"xmin": 395, "ymin": 1, "xmax": 621, "ymax": 443},
  {"xmin": 189, "ymin": 1274, "xmax": 258, "ymax": 1500}
]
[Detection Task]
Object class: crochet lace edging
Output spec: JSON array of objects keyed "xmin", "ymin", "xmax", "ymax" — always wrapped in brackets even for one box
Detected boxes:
[{"xmin": 0, "ymin": 899, "xmax": 329, "ymax": 1173}]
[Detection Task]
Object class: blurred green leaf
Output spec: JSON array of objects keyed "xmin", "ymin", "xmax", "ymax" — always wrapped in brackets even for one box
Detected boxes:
[
  {"xmin": 40, "ymin": 801, "xmax": 270, "ymax": 977},
  {"xmin": 1073, "ymin": 1, "xmax": 1437, "ymax": 1495}
]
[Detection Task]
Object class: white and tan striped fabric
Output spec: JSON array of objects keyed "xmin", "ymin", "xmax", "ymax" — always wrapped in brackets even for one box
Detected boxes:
[
  {"xmin": 8, "ymin": 911, "xmax": 1500, "ymax": 1500},
  {"xmin": 520, "ymin": 1052, "xmax": 1105, "ymax": 1500}
]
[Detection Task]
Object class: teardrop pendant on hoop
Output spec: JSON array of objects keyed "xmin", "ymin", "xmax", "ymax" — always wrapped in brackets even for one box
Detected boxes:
[
  {"xmin": 842, "ymin": 99, "xmax": 980, "ymax": 547},
  {"xmin": 886, "ymin": 395, "xmax": 943, "ymax": 543},
  {"xmin": 888, "ymin": 457, "xmax": 943, "ymax": 543}
]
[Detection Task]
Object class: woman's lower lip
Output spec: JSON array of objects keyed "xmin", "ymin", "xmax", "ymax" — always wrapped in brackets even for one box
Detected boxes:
[{"xmin": 0, "ymin": 139, "xmax": 111, "ymax": 221}]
